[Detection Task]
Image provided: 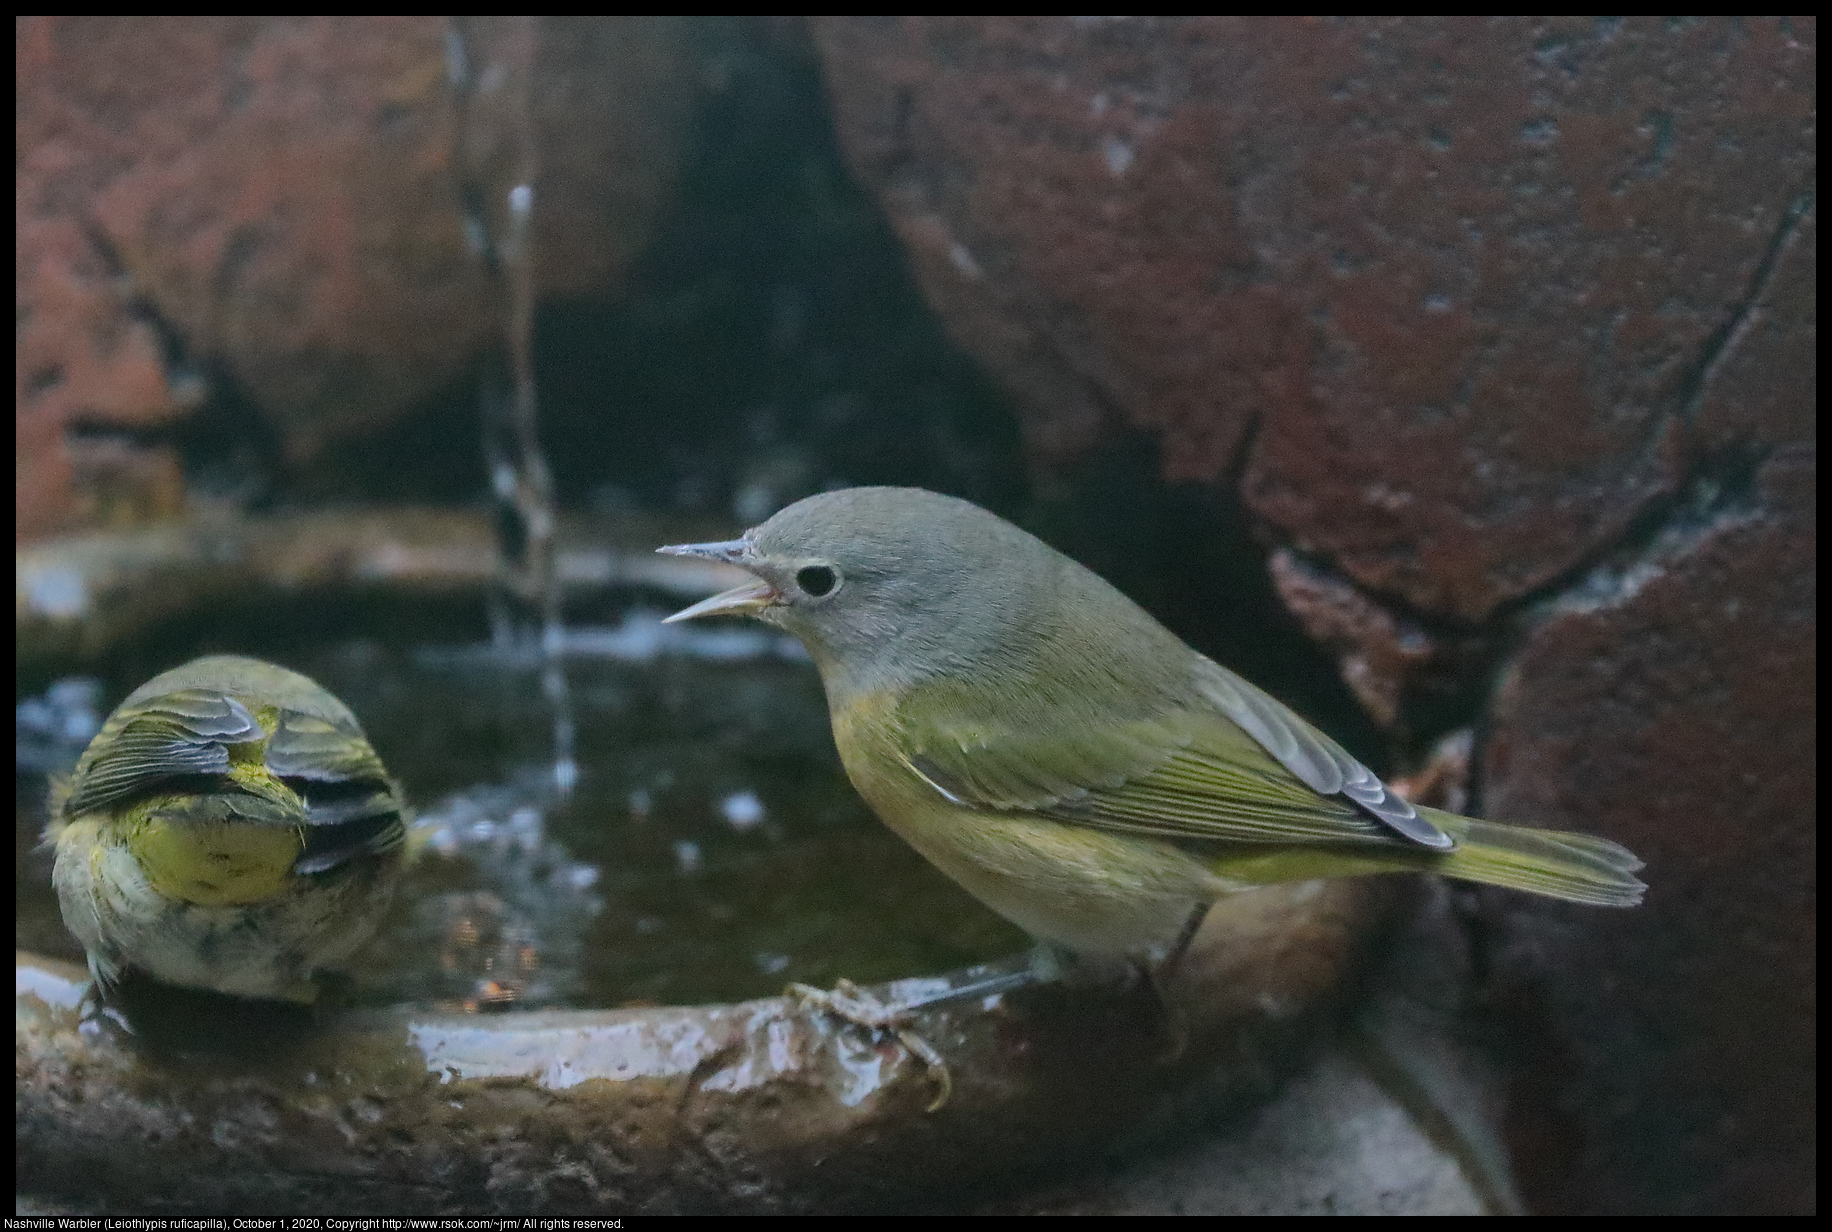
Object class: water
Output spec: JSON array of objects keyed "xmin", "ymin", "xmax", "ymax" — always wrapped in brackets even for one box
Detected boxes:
[
  {"xmin": 15, "ymin": 602, "xmax": 1026, "ymax": 1012},
  {"xmin": 459, "ymin": 14, "xmax": 579, "ymax": 800}
]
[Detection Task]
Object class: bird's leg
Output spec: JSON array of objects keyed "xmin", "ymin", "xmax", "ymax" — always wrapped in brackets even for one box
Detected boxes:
[
  {"xmin": 785, "ymin": 957, "xmax": 1046, "ymax": 1112},
  {"xmin": 1143, "ymin": 903, "xmax": 1212, "ymax": 1064},
  {"xmin": 74, "ymin": 970, "xmax": 136, "ymax": 1041}
]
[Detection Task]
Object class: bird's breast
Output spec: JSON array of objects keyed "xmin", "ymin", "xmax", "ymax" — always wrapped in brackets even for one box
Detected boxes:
[{"xmin": 828, "ymin": 688, "xmax": 935, "ymax": 821}]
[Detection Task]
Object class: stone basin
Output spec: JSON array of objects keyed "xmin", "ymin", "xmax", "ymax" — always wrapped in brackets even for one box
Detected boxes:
[
  {"xmin": 18, "ymin": 877, "xmax": 1385, "ymax": 1213},
  {"xmin": 16, "ymin": 512, "xmax": 1389, "ymax": 1211}
]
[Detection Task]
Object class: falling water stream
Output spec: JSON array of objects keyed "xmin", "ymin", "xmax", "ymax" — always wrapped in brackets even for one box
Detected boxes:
[{"xmin": 453, "ymin": 15, "xmax": 578, "ymax": 802}]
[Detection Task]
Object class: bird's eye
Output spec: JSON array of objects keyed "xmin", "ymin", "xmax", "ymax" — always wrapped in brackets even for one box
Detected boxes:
[{"xmin": 795, "ymin": 564, "xmax": 838, "ymax": 597}]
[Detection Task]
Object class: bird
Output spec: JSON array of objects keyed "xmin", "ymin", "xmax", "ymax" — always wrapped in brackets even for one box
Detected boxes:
[
  {"xmin": 44, "ymin": 654, "xmax": 408, "ymax": 1004},
  {"xmin": 659, "ymin": 486, "xmax": 1643, "ymax": 970}
]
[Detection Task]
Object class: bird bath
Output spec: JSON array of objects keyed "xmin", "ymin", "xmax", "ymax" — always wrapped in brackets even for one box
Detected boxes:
[{"xmin": 16, "ymin": 510, "xmax": 1389, "ymax": 1212}]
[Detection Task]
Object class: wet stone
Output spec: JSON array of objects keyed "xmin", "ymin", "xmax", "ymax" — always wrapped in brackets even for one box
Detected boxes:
[
  {"xmin": 20, "ymin": 876, "xmax": 1385, "ymax": 1213},
  {"xmin": 814, "ymin": 16, "xmax": 1815, "ymax": 621}
]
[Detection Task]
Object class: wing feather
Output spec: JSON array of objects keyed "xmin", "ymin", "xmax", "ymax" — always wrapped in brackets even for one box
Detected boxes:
[
  {"xmin": 894, "ymin": 652, "xmax": 1451, "ymax": 851},
  {"xmin": 62, "ymin": 688, "xmax": 258, "ymax": 814},
  {"xmin": 267, "ymin": 710, "xmax": 389, "ymax": 783}
]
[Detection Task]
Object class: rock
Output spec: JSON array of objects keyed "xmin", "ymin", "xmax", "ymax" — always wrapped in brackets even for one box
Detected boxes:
[
  {"xmin": 813, "ymin": 16, "xmax": 1815, "ymax": 621},
  {"xmin": 13, "ymin": 507, "xmax": 750, "ymax": 663},
  {"xmin": 17, "ymin": 17, "xmax": 701, "ymax": 539},
  {"xmin": 16, "ymin": 879, "xmax": 1386, "ymax": 1212},
  {"xmin": 1268, "ymin": 548, "xmax": 1439, "ymax": 729},
  {"xmin": 1009, "ymin": 1049, "xmax": 1487, "ymax": 1215},
  {"xmin": 1483, "ymin": 446, "xmax": 1816, "ymax": 1215},
  {"xmin": 813, "ymin": 17, "xmax": 1815, "ymax": 1213},
  {"xmin": 996, "ymin": 878, "xmax": 1524, "ymax": 1215}
]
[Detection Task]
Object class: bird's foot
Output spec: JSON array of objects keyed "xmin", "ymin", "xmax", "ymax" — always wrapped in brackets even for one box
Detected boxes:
[
  {"xmin": 76, "ymin": 978, "xmax": 109, "ymax": 1024},
  {"xmin": 74, "ymin": 974, "xmax": 135, "ymax": 1041},
  {"xmin": 786, "ymin": 978, "xmax": 953, "ymax": 1112}
]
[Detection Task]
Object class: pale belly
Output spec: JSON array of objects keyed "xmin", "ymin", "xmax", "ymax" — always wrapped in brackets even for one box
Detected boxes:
[
  {"xmin": 847, "ymin": 766, "xmax": 1229, "ymax": 961},
  {"xmin": 51, "ymin": 815, "xmax": 396, "ymax": 1002}
]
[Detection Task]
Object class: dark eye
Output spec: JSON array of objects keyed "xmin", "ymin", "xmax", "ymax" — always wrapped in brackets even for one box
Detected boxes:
[{"xmin": 795, "ymin": 565, "xmax": 838, "ymax": 597}]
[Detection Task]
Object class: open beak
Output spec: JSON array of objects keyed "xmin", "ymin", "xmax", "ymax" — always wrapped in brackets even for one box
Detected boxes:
[{"xmin": 656, "ymin": 539, "xmax": 778, "ymax": 623}]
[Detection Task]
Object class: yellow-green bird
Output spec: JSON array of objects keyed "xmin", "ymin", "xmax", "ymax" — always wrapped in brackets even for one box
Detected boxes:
[
  {"xmin": 44, "ymin": 655, "xmax": 407, "ymax": 1003},
  {"xmin": 660, "ymin": 487, "xmax": 1643, "ymax": 976}
]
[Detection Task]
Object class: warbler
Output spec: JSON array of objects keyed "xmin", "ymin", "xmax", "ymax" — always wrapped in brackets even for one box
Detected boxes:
[
  {"xmin": 660, "ymin": 487, "xmax": 1644, "ymax": 975},
  {"xmin": 44, "ymin": 655, "xmax": 408, "ymax": 1004}
]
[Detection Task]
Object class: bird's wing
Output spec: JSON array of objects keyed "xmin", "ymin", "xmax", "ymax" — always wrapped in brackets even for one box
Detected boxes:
[
  {"xmin": 266, "ymin": 708, "xmax": 389, "ymax": 783},
  {"xmin": 892, "ymin": 656, "xmax": 1450, "ymax": 849},
  {"xmin": 62, "ymin": 688, "xmax": 263, "ymax": 815},
  {"xmin": 64, "ymin": 688, "xmax": 403, "ymax": 835},
  {"xmin": 1184, "ymin": 660, "xmax": 1449, "ymax": 847},
  {"xmin": 267, "ymin": 706, "xmax": 406, "ymax": 868}
]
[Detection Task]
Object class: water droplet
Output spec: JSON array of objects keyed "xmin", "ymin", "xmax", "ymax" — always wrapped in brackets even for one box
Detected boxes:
[
  {"xmin": 720, "ymin": 790, "xmax": 765, "ymax": 832},
  {"xmin": 1101, "ymin": 135, "xmax": 1134, "ymax": 177},
  {"xmin": 23, "ymin": 564, "xmax": 87, "ymax": 617}
]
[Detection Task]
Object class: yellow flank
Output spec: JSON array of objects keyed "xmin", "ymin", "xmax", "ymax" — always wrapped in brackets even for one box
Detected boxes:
[
  {"xmin": 126, "ymin": 798, "xmax": 305, "ymax": 907},
  {"xmin": 832, "ymin": 686, "xmax": 1227, "ymax": 955}
]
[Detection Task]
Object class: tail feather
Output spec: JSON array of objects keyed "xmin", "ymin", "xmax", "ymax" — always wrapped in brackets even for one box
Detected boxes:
[
  {"xmin": 1425, "ymin": 807, "xmax": 1645, "ymax": 907},
  {"xmin": 1206, "ymin": 806, "xmax": 1645, "ymax": 908}
]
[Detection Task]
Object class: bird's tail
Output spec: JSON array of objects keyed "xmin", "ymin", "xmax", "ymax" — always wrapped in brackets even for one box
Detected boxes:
[
  {"xmin": 1420, "ymin": 806, "xmax": 1645, "ymax": 907},
  {"xmin": 1208, "ymin": 806, "xmax": 1645, "ymax": 907}
]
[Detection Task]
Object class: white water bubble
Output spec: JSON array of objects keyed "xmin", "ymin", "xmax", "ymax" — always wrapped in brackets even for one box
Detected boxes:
[{"xmin": 720, "ymin": 790, "xmax": 765, "ymax": 832}]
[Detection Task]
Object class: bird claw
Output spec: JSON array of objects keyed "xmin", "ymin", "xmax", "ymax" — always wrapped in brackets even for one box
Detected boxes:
[
  {"xmin": 786, "ymin": 978, "xmax": 953, "ymax": 1112},
  {"xmin": 74, "ymin": 978, "xmax": 135, "ymax": 1040}
]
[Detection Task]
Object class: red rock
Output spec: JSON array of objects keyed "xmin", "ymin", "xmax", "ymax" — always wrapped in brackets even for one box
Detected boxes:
[
  {"xmin": 816, "ymin": 17, "xmax": 1817, "ymax": 1213},
  {"xmin": 16, "ymin": 210, "xmax": 191, "ymax": 541},
  {"xmin": 815, "ymin": 16, "xmax": 1815, "ymax": 621},
  {"xmin": 17, "ymin": 17, "xmax": 698, "ymax": 540},
  {"xmin": 1483, "ymin": 445, "xmax": 1815, "ymax": 1214},
  {"xmin": 1267, "ymin": 547, "xmax": 1438, "ymax": 729}
]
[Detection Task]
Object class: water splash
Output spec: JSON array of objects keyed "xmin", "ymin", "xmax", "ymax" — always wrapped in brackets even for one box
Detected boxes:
[
  {"xmin": 406, "ymin": 767, "xmax": 603, "ymax": 1010},
  {"xmin": 16, "ymin": 678, "xmax": 102, "ymax": 774}
]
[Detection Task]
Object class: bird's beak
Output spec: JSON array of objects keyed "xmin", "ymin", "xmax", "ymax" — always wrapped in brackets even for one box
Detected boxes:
[{"xmin": 656, "ymin": 539, "xmax": 778, "ymax": 623}]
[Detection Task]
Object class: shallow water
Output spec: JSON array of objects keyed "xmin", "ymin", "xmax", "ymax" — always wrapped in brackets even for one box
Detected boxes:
[{"xmin": 16, "ymin": 601, "xmax": 1026, "ymax": 1012}]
